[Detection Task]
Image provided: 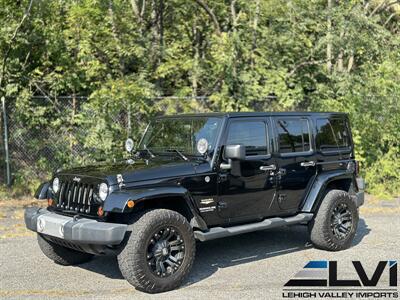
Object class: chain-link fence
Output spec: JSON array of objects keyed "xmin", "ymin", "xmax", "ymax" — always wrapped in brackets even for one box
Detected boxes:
[{"xmin": 0, "ymin": 95, "xmax": 210, "ymax": 190}]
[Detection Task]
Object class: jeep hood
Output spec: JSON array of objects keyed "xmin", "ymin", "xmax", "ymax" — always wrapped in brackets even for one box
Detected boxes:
[{"xmin": 57, "ymin": 158, "xmax": 200, "ymax": 185}]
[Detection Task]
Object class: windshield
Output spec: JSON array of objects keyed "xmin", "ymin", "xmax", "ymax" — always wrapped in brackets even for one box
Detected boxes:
[{"xmin": 139, "ymin": 117, "xmax": 222, "ymax": 156}]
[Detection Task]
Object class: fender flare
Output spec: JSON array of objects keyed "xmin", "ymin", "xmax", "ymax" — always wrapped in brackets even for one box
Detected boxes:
[
  {"xmin": 103, "ymin": 186, "xmax": 208, "ymax": 230},
  {"xmin": 301, "ymin": 170, "xmax": 356, "ymax": 213},
  {"xmin": 34, "ymin": 182, "xmax": 51, "ymax": 199}
]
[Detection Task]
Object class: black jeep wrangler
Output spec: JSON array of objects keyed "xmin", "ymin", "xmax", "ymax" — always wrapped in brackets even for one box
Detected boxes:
[{"xmin": 25, "ymin": 112, "xmax": 364, "ymax": 293}]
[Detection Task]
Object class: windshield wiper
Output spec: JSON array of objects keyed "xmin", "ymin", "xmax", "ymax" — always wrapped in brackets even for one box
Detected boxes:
[
  {"xmin": 143, "ymin": 145, "xmax": 156, "ymax": 158},
  {"xmin": 166, "ymin": 149, "xmax": 188, "ymax": 161}
]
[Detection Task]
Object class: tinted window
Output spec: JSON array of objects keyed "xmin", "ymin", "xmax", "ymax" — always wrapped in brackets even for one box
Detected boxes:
[
  {"xmin": 276, "ymin": 118, "xmax": 311, "ymax": 153},
  {"xmin": 226, "ymin": 121, "xmax": 268, "ymax": 156},
  {"xmin": 316, "ymin": 118, "xmax": 351, "ymax": 151}
]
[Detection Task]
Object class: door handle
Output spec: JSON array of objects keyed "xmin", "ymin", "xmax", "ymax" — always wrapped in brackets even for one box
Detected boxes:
[
  {"xmin": 260, "ymin": 164, "xmax": 277, "ymax": 171},
  {"xmin": 300, "ymin": 161, "xmax": 316, "ymax": 167}
]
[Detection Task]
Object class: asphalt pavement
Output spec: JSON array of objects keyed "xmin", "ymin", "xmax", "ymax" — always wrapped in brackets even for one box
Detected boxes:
[{"xmin": 1, "ymin": 212, "xmax": 399, "ymax": 300}]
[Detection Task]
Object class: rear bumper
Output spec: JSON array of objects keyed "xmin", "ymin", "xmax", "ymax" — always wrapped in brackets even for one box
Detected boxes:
[{"xmin": 24, "ymin": 207, "xmax": 127, "ymax": 245}]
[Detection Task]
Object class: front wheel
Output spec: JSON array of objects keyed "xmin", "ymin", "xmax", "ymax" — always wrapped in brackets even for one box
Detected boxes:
[
  {"xmin": 309, "ymin": 189, "xmax": 359, "ymax": 251},
  {"xmin": 117, "ymin": 209, "xmax": 196, "ymax": 293}
]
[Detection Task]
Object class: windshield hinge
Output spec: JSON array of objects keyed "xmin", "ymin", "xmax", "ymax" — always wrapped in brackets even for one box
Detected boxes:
[{"xmin": 117, "ymin": 174, "xmax": 125, "ymax": 189}]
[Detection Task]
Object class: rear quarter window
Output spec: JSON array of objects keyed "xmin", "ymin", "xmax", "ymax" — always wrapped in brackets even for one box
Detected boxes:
[{"xmin": 316, "ymin": 118, "xmax": 351, "ymax": 152}]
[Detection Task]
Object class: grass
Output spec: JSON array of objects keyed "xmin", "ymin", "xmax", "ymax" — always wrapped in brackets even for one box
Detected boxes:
[
  {"xmin": 0, "ymin": 197, "xmax": 45, "ymax": 208},
  {"xmin": 0, "ymin": 197, "xmax": 46, "ymax": 239}
]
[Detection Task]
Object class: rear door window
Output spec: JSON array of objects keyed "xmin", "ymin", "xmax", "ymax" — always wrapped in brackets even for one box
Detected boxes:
[
  {"xmin": 316, "ymin": 118, "xmax": 351, "ymax": 151},
  {"xmin": 276, "ymin": 118, "xmax": 311, "ymax": 154}
]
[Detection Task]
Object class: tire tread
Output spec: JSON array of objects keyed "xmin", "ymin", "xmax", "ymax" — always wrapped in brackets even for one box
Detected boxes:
[
  {"xmin": 117, "ymin": 209, "xmax": 195, "ymax": 293},
  {"xmin": 309, "ymin": 189, "xmax": 358, "ymax": 251}
]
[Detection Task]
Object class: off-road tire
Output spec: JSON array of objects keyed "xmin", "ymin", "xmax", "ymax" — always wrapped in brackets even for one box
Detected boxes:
[
  {"xmin": 117, "ymin": 209, "xmax": 196, "ymax": 293},
  {"xmin": 37, "ymin": 234, "xmax": 93, "ymax": 265},
  {"xmin": 309, "ymin": 189, "xmax": 359, "ymax": 251}
]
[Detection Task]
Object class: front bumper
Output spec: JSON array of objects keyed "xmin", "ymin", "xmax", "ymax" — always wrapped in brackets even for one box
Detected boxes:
[{"xmin": 24, "ymin": 207, "xmax": 127, "ymax": 245}]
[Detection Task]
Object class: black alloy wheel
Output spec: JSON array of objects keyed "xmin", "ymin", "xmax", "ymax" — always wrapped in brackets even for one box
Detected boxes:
[
  {"xmin": 146, "ymin": 226, "xmax": 185, "ymax": 277},
  {"xmin": 330, "ymin": 202, "xmax": 353, "ymax": 240}
]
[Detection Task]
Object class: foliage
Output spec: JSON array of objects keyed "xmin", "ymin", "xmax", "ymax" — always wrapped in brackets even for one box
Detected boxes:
[{"xmin": 0, "ymin": 0, "xmax": 399, "ymax": 198}]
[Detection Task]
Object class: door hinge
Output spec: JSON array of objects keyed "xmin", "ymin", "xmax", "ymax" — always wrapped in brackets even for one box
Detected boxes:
[
  {"xmin": 278, "ymin": 168, "xmax": 286, "ymax": 176},
  {"xmin": 218, "ymin": 173, "xmax": 228, "ymax": 183}
]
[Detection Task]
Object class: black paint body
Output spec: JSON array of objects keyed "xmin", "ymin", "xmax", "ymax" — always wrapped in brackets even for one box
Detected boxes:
[{"xmin": 41, "ymin": 112, "xmax": 359, "ymax": 230}]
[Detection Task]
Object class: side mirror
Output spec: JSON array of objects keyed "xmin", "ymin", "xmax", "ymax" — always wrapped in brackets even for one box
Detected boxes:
[
  {"xmin": 125, "ymin": 138, "xmax": 134, "ymax": 153},
  {"xmin": 225, "ymin": 144, "xmax": 246, "ymax": 160},
  {"xmin": 220, "ymin": 145, "xmax": 246, "ymax": 170}
]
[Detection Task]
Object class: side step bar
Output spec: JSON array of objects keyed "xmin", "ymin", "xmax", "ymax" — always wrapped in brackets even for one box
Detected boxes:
[{"xmin": 194, "ymin": 213, "xmax": 314, "ymax": 242}]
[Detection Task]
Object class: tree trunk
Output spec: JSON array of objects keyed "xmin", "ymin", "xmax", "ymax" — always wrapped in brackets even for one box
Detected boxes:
[
  {"xmin": 194, "ymin": 0, "xmax": 221, "ymax": 35},
  {"xmin": 150, "ymin": 0, "xmax": 164, "ymax": 88},
  {"xmin": 230, "ymin": 0, "xmax": 239, "ymax": 107},
  {"xmin": 108, "ymin": 1, "xmax": 124, "ymax": 74},
  {"xmin": 347, "ymin": 50, "xmax": 354, "ymax": 72},
  {"xmin": 130, "ymin": 0, "xmax": 145, "ymax": 35},
  {"xmin": 326, "ymin": 0, "xmax": 333, "ymax": 73},
  {"xmin": 336, "ymin": 31, "xmax": 344, "ymax": 72},
  {"xmin": 192, "ymin": 18, "xmax": 199, "ymax": 98},
  {"xmin": 251, "ymin": 0, "xmax": 260, "ymax": 68},
  {"xmin": 150, "ymin": 0, "xmax": 163, "ymax": 68},
  {"xmin": 159, "ymin": 0, "xmax": 164, "ymax": 60}
]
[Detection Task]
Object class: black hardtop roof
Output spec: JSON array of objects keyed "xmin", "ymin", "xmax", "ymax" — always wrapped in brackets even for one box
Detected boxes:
[{"xmin": 156, "ymin": 111, "xmax": 348, "ymax": 119}]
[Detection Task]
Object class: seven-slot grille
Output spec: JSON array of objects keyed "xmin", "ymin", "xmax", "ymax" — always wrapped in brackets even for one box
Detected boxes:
[{"xmin": 56, "ymin": 181, "xmax": 97, "ymax": 214}]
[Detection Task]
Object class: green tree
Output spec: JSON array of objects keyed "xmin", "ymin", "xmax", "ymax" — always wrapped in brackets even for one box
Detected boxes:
[{"xmin": 0, "ymin": 0, "xmax": 399, "ymax": 198}]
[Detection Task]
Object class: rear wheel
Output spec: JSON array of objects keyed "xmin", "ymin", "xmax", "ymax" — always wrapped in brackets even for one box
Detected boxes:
[
  {"xmin": 37, "ymin": 234, "xmax": 93, "ymax": 265},
  {"xmin": 117, "ymin": 209, "xmax": 196, "ymax": 293},
  {"xmin": 309, "ymin": 189, "xmax": 358, "ymax": 251}
]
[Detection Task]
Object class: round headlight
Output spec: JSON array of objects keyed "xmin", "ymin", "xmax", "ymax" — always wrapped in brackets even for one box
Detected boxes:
[
  {"xmin": 52, "ymin": 177, "xmax": 60, "ymax": 193},
  {"xmin": 99, "ymin": 183, "xmax": 109, "ymax": 201}
]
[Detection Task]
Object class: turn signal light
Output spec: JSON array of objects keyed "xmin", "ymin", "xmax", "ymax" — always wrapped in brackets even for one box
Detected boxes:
[
  {"xmin": 97, "ymin": 206, "xmax": 104, "ymax": 217},
  {"xmin": 127, "ymin": 200, "xmax": 135, "ymax": 209},
  {"xmin": 47, "ymin": 199, "xmax": 54, "ymax": 206}
]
